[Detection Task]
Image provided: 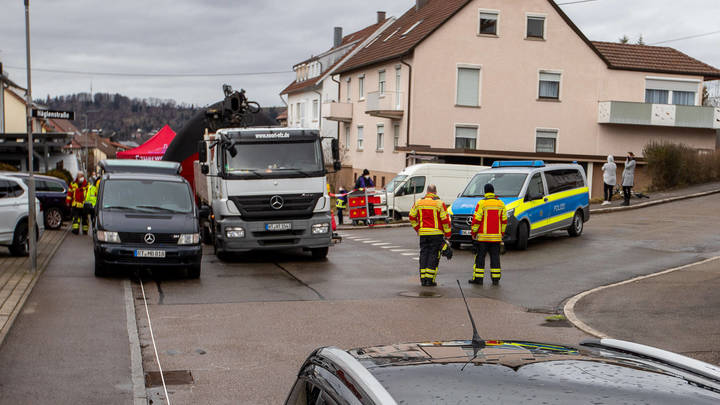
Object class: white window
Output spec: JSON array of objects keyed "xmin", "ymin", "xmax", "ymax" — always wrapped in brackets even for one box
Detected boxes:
[
  {"xmin": 393, "ymin": 124, "xmax": 400, "ymax": 150},
  {"xmin": 288, "ymin": 104, "xmax": 293, "ymax": 124},
  {"xmin": 344, "ymin": 124, "xmax": 351, "ymax": 150},
  {"xmin": 379, "ymin": 70, "xmax": 386, "ymax": 94},
  {"xmin": 526, "ymin": 15, "xmax": 546, "ymax": 39},
  {"xmin": 358, "ymin": 75, "xmax": 365, "ymax": 99},
  {"xmin": 538, "ymin": 71, "xmax": 561, "ymax": 100},
  {"xmin": 299, "ymin": 102, "xmax": 305, "ymax": 126},
  {"xmin": 645, "ymin": 78, "xmax": 699, "ymax": 106},
  {"xmin": 376, "ymin": 124, "xmax": 384, "ymax": 151},
  {"xmin": 346, "ymin": 79, "xmax": 351, "ymax": 102},
  {"xmin": 536, "ymin": 129, "xmax": 557, "ymax": 153},
  {"xmin": 455, "ymin": 126, "xmax": 477, "ymax": 149},
  {"xmin": 357, "ymin": 125, "xmax": 364, "ymax": 150},
  {"xmin": 479, "ymin": 10, "xmax": 499, "ymax": 35},
  {"xmin": 295, "ymin": 102, "xmax": 301, "ymax": 125},
  {"xmin": 312, "ymin": 99, "xmax": 319, "ymax": 121},
  {"xmin": 456, "ymin": 66, "xmax": 481, "ymax": 107}
]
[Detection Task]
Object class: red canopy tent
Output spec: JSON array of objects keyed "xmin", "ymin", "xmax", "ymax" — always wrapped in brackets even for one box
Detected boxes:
[{"xmin": 116, "ymin": 125, "xmax": 176, "ymax": 160}]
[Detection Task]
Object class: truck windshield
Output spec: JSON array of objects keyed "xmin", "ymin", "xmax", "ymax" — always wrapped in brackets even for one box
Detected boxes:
[
  {"xmin": 224, "ymin": 141, "xmax": 323, "ymax": 177},
  {"xmin": 462, "ymin": 172, "xmax": 528, "ymax": 198},
  {"xmin": 101, "ymin": 179, "xmax": 193, "ymax": 213},
  {"xmin": 386, "ymin": 175, "xmax": 407, "ymax": 193}
]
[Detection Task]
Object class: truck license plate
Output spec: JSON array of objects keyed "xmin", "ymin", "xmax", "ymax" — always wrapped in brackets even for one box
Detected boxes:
[
  {"xmin": 460, "ymin": 230, "xmax": 472, "ymax": 236},
  {"xmin": 135, "ymin": 250, "xmax": 166, "ymax": 258},
  {"xmin": 266, "ymin": 223, "xmax": 292, "ymax": 231}
]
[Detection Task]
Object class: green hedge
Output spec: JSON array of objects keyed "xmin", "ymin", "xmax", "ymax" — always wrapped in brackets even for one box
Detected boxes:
[{"xmin": 643, "ymin": 142, "xmax": 720, "ymax": 190}]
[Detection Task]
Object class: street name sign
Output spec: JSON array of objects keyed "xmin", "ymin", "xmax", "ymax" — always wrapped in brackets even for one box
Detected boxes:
[{"xmin": 31, "ymin": 109, "xmax": 75, "ymax": 120}]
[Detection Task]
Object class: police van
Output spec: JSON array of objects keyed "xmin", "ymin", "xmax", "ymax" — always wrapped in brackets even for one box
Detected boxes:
[{"xmin": 448, "ymin": 161, "xmax": 590, "ymax": 250}]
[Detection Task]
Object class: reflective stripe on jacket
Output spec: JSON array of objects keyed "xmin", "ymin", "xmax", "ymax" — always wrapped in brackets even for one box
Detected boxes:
[
  {"xmin": 335, "ymin": 196, "xmax": 347, "ymax": 209},
  {"xmin": 409, "ymin": 193, "xmax": 451, "ymax": 237},
  {"xmin": 85, "ymin": 182, "xmax": 98, "ymax": 207},
  {"xmin": 67, "ymin": 180, "xmax": 87, "ymax": 208},
  {"xmin": 471, "ymin": 193, "xmax": 507, "ymax": 242}
]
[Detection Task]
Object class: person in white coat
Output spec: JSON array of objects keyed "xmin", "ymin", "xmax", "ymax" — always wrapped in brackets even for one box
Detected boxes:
[
  {"xmin": 622, "ymin": 152, "xmax": 636, "ymax": 206},
  {"xmin": 601, "ymin": 155, "xmax": 617, "ymax": 205}
]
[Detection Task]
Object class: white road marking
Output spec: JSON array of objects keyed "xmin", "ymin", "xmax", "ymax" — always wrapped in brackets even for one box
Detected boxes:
[
  {"xmin": 139, "ymin": 280, "xmax": 171, "ymax": 404},
  {"xmin": 123, "ymin": 280, "xmax": 147, "ymax": 405},
  {"xmin": 412, "ymin": 258, "xmax": 419, "ymax": 261},
  {"xmin": 362, "ymin": 240, "xmax": 379, "ymax": 244},
  {"xmin": 372, "ymin": 243, "xmax": 391, "ymax": 246},
  {"xmin": 391, "ymin": 249, "xmax": 410, "ymax": 252},
  {"xmin": 381, "ymin": 246, "xmax": 401, "ymax": 249},
  {"xmin": 401, "ymin": 252, "xmax": 416, "ymax": 256}
]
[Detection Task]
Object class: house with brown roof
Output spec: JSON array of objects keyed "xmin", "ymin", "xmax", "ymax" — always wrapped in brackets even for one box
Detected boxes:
[
  {"xmin": 324, "ymin": 0, "xmax": 720, "ymax": 196},
  {"xmin": 280, "ymin": 12, "xmax": 395, "ymax": 169}
]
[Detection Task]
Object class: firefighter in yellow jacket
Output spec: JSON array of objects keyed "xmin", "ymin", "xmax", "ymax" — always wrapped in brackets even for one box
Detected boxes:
[
  {"xmin": 409, "ymin": 185, "xmax": 451, "ymax": 286},
  {"xmin": 469, "ymin": 183, "xmax": 507, "ymax": 285}
]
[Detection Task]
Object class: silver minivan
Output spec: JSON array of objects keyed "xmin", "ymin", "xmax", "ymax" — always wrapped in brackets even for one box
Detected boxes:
[{"xmin": 0, "ymin": 175, "xmax": 44, "ymax": 256}]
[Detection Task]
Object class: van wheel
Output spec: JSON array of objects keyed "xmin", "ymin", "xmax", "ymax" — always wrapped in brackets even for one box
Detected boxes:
[
  {"xmin": 311, "ymin": 247, "xmax": 329, "ymax": 260},
  {"xmin": 516, "ymin": 222, "xmax": 529, "ymax": 251},
  {"xmin": 568, "ymin": 210, "xmax": 584, "ymax": 237},
  {"xmin": 45, "ymin": 207, "xmax": 63, "ymax": 229},
  {"xmin": 188, "ymin": 264, "xmax": 201, "ymax": 279},
  {"xmin": 9, "ymin": 222, "xmax": 29, "ymax": 256}
]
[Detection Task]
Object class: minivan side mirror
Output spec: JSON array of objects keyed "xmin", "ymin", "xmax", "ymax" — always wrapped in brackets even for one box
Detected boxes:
[
  {"xmin": 198, "ymin": 141, "xmax": 208, "ymax": 163},
  {"xmin": 201, "ymin": 164, "xmax": 209, "ymax": 175}
]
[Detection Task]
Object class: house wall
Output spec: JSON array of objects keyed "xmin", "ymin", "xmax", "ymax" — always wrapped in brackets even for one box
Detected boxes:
[{"xmin": 3, "ymin": 88, "xmax": 27, "ymax": 133}]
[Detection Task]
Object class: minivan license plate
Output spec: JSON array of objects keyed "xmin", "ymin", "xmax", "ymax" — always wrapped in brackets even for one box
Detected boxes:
[
  {"xmin": 460, "ymin": 230, "xmax": 472, "ymax": 236},
  {"xmin": 266, "ymin": 223, "xmax": 292, "ymax": 231},
  {"xmin": 135, "ymin": 250, "xmax": 166, "ymax": 258}
]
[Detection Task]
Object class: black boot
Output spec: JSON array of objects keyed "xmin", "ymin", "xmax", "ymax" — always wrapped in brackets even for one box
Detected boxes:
[
  {"xmin": 491, "ymin": 279, "xmax": 500, "ymax": 286},
  {"xmin": 421, "ymin": 279, "xmax": 428, "ymax": 286},
  {"xmin": 468, "ymin": 278, "xmax": 483, "ymax": 285},
  {"xmin": 426, "ymin": 280, "xmax": 437, "ymax": 287}
]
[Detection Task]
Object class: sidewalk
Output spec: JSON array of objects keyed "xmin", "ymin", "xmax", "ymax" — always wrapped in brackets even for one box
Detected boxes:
[
  {"xmin": 0, "ymin": 227, "xmax": 69, "ymax": 346},
  {"xmin": 568, "ymin": 257, "xmax": 720, "ymax": 365}
]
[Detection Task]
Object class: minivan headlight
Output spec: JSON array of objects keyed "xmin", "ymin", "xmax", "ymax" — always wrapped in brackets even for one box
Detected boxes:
[
  {"xmin": 177, "ymin": 233, "xmax": 200, "ymax": 245},
  {"xmin": 97, "ymin": 230, "xmax": 121, "ymax": 243}
]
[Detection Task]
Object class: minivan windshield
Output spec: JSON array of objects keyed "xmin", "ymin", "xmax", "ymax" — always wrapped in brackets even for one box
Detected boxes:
[
  {"xmin": 101, "ymin": 179, "xmax": 193, "ymax": 213},
  {"xmin": 462, "ymin": 172, "xmax": 528, "ymax": 198},
  {"xmin": 386, "ymin": 175, "xmax": 407, "ymax": 193}
]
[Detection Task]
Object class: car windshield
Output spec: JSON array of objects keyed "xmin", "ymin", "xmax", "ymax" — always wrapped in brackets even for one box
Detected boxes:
[
  {"xmin": 462, "ymin": 172, "xmax": 528, "ymax": 198},
  {"xmin": 224, "ymin": 141, "xmax": 323, "ymax": 176},
  {"xmin": 386, "ymin": 175, "xmax": 407, "ymax": 193},
  {"xmin": 101, "ymin": 179, "xmax": 192, "ymax": 213}
]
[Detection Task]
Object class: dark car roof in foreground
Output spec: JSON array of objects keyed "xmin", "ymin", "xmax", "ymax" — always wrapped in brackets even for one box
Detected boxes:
[
  {"xmin": 344, "ymin": 340, "xmax": 720, "ymax": 404},
  {"xmin": 103, "ymin": 172, "xmax": 186, "ymax": 182}
]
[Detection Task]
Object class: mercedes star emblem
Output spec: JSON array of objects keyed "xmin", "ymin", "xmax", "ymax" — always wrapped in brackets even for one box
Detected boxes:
[
  {"xmin": 466, "ymin": 217, "xmax": 473, "ymax": 226},
  {"xmin": 270, "ymin": 195, "xmax": 284, "ymax": 210},
  {"xmin": 144, "ymin": 233, "xmax": 156, "ymax": 245}
]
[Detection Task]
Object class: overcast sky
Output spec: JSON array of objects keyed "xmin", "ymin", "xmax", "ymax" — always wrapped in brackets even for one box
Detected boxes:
[{"xmin": 1, "ymin": 0, "xmax": 718, "ymax": 107}]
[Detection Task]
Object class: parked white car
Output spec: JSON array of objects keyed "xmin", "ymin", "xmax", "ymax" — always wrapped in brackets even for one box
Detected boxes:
[
  {"xmin": 0, "ymin": 175, "xmax": 44, "ymax": 256},
  {"xmin": 384, "ymin": 164, "xmax": 488, "ymax": 220}
]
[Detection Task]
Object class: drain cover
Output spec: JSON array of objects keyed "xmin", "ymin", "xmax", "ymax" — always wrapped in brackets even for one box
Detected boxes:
[
  {"xmin": 399, "ymin": 291, "xmax": 443, "ymax": 298},
  {"xmin": 145, "ymin": 370, "xmax": 194, "ymax": 387}
]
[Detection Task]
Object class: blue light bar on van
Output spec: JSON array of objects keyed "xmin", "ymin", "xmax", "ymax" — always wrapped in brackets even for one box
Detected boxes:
[{"xmin": 491, "ymin": 160, "xmax": 545, "ymax": 168}]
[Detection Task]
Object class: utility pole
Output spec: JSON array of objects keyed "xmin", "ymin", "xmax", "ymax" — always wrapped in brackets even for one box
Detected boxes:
[{"xmin": 24, "ymin": 0, "xmax": 37, "ymax": 272}]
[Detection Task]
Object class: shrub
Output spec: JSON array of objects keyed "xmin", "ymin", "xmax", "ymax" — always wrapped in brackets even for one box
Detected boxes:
[
  {"xmin": 44, "ymin": 168, "xmax": 73, "ymax": 185},
  {"xmin": 643, "ymin": 141, "xmax": 720, "ymax": 190},
  {"xmin": 0, "ymin": 162, "xmax": 19, "ymax": 172}
]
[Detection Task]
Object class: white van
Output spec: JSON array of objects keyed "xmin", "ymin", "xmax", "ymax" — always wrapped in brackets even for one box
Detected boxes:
[{"xmin": 384, "ymin": 164, "xmax": 488, "ymax": 220}]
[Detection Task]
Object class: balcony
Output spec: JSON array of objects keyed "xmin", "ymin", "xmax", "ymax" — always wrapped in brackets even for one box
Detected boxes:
[
  {"xmin": 598, "ymin": 101, "xmax": 720, "ymax": 129},
  {"xmin": 322, "ymin": 101, "xmax": 353, "ymax": 122},
  {"xmin": 366, "ymin": 91, "xmax": 405, "ymax": 120}
]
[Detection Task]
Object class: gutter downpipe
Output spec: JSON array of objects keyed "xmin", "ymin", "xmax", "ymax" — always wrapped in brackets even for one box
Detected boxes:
[
  {"xmin": 400, "ymin": 58, "xmax": 412, "ymax": 151},
  {"xmin": 331, "ymin": 74, "xmax": 341, "ymax": 144}
]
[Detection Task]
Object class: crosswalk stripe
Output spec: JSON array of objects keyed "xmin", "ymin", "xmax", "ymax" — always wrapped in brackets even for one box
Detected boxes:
[
  {"xmin": 382, "ymin": 246, "xmax": 401, "ymax": 249},
  {"xmin": 372, "ymin": 242, "xmax": 391, "ymax": 246},
  {"xmin": 401, "ymin": 252, "xmax": 416, "ymax": 256}
]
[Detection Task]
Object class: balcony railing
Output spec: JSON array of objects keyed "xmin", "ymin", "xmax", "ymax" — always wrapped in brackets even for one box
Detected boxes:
[
  {"xmin": 322, "ymin": 101, "xmax": 353, "ymax": 122},
  {"xmin": 598, "ymin": 101, "xmax": 720, "ymax": 129},
  {"xmin": 366, "ymin": 91, "xmax": 405, "ymax": 120}
]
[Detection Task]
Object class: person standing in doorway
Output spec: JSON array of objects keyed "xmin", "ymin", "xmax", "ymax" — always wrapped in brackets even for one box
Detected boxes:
[
  {"xmin": 622, "ymin": 152, "xmax": 636, "ymax": 206},
  {"xmin": 601, "ymin": 155, "xmax": 617, "ymax": 205}
]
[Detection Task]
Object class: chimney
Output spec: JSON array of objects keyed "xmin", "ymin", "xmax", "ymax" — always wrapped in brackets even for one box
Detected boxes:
[
  {"xmin": 377, "ymin": 11, "xmax": 386, "ymax": 24},
  {"xmin": 333, "ymin": 27, "xmax": 343, "ymax": 48},
  {"xmin": 416, "ymin": 0, "xmax": 429, "ymax": 10}
]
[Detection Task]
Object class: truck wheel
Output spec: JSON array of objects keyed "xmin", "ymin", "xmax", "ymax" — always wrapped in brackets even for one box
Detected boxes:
[
  {"xmin": 187, "ymin": 264, "xmax": 201, "ymax": 279},
  {"xmin": 9, "ymin": 222, "xmax": 29, "ymax": 257},
  {"xmin": 567, "ymin": 210, "xmax": 584, "ymax": 237},
  {"xmin": 214, "ymin": 239, "xmax": 229, "ymax": 261},
  {"xmin": 311, "ymin": 247, "xmax": 329, "ymax": 260},
  {"xmin": 45, "ymin": 207, "xmax": 63, "ymax": 229},
  {"xmin": 515, "ymin": 222, "xmax": 529, "ymax": 251}
]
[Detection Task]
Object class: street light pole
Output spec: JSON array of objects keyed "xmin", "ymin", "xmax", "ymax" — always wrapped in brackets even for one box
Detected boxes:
[{"xmin": 24, "ymin": 0, "xmax": 37, "ymax": 273}]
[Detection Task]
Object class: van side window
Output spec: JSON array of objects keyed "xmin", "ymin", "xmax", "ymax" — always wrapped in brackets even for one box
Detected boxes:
[
  {"xmin": 407, "ymin": 176, "xmax": 426, "ymax": 194},
  {"xmin": 546, "ymin": 169, "xmax": 584, "ymax": 194},
  {"xmin": 526, "ymin": 173, "xmax": 545, "ymax": 199},
  {"xmin": 8, "ymin": 180, "xmax": 24, "ymax": 197}
]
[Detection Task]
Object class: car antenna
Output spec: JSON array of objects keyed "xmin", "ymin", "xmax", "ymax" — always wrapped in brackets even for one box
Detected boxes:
[{"xmin": 457, "ymin": 280, "xmax": 485, "ymax": 370}]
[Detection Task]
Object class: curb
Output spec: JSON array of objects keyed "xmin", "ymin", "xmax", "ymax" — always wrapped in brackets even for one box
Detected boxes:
[
  {"xmin": 337, "ymin": 221, "xmax": 411, "ymax": 231},
  {"xmin": 0, "ymin": 227, "xmax": 70, "ymax": 347},
  {"xmin": 563, "ymin": 256, "xmax": 720, "ymax": 339},
  {"xmin": 590, "ymin": 188, "xmax": 720, "ymax": 215}
]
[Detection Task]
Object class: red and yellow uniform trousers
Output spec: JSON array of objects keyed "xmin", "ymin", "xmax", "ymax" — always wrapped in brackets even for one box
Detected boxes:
[
  {"xmin": 67, "ymin": 180, "xmax": 88, "ymax": 234},
  {"xmin": 470, "ymin": 193, "xmax": 507, "ymax": 282},
  {"xmin": 409, "ymin": 193, "xmax": 451, "ymax": 283}
]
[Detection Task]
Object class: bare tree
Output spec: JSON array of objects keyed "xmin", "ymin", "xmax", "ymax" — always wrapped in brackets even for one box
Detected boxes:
[
  {"xmin": 618, "ymin": 35, "xmax": 630, "ymax": 44},
  {"xmin": 636, "ymin": 34, "xmax": 645, "ymax": 45}
]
